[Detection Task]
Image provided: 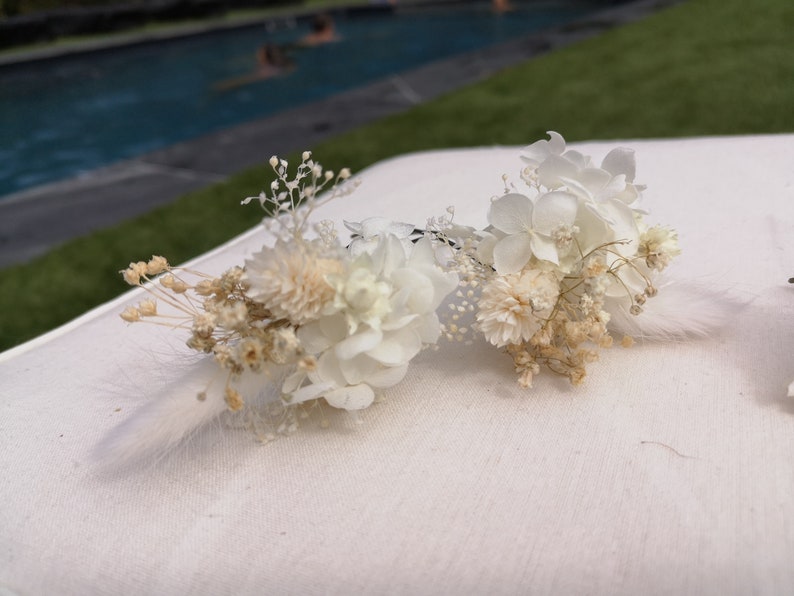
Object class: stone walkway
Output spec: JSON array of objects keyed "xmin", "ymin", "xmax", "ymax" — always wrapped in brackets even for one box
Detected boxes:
[{"xmin": 0, "ymin": 0, "xmax": 684, "ymax": 269}]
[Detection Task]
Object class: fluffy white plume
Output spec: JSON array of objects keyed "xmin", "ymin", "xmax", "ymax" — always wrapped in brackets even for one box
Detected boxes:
[
  {"xmin": 604, "ymin": 281, "xmax": 739, "ymax": 340},
  {"xmin": 95, "ymin": 359, "xmax": 265, "ymax": 465}
]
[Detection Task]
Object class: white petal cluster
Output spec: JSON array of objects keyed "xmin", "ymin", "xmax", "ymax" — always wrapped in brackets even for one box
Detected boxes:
[
  {"xmin": 284, "ymin": 233, "xmax": 458, "ymax": 410},
  {"xmin": 487, "ymin": 191, "xmax": 579, "ymax": 273},
  {"xmin": 484, "ymin": 131, "xmax": 649, "ymax": 278}
]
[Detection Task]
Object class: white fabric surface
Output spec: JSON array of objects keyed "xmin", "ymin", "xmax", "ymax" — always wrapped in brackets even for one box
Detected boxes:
[{"xmin": 2, "ymin": 135, "xmax": 794, "ymax": 595}]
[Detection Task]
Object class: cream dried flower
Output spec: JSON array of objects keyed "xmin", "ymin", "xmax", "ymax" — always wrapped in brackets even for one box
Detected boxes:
[
  {"xmin": 244, "ymin": 239, "xmax": 342, "ymax": 325},
  {"xmin": 638, "ymin": 225, "xmax": 681, "ymax": 271},
  {"xmin": 476, "ymin": 269, "xmax": 559, "ymax": 347}
]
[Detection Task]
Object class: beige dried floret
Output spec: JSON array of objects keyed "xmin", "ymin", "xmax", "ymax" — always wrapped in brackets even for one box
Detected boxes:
[{"xmin": 224, "ymin": 386, "xmax": 244, "ymax": 412}]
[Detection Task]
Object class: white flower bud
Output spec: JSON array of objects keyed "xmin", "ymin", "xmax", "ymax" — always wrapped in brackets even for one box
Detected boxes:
[
  {"xmin": 338, "ymin": 168, "xmax": 351, "ymax": 180},
  {"xmin": 269, "ymin": 156, "xmax": 279, "ymax": 168},
  {"xmin": 302, "ymin": 150, "xmax": 311, "ymax": 161}
]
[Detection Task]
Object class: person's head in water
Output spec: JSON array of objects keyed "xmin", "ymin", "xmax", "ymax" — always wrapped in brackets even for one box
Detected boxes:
[
  {"xmin": 312, "ymin": 13, "xmax": 334, "ymax": 35},
  {"xmin": 256, "ymin": 44, "xmax": 291, "ymax": 69},
  {"xmin": 299, "ymin": 13, "xmax": 339, "ymax": 46}
]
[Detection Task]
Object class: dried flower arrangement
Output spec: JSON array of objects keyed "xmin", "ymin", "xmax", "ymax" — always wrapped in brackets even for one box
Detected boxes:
[{"xmin": 107, "ymin": 132, "xmax": 706, "ymax": 461}]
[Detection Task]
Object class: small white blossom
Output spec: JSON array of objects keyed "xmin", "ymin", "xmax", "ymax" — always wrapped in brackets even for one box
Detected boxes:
[
  {"xmin": 345, "ymin": 217, "xmax": 416, "ymax": 257},
  {"xmin": 488, "ymin": 191, "xmax": 579, "ymax": 273}
]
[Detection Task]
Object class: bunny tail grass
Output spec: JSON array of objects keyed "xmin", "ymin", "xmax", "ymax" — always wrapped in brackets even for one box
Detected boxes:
[
  {"xmin": 95, "ymin": 358, "xmax": 230, "ymax": 465},
  {"xmin": 605, "ymin": 281, "xmax": 739, "ymax": 341}
]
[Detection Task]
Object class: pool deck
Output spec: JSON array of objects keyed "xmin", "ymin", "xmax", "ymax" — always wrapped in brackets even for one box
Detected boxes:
[{"xmin": 0, "ymin": 0, "xmax": 685, "ymax": 270}]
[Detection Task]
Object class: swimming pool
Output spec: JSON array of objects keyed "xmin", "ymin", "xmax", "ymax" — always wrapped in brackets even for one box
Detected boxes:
[{"xmin": 0, "ymin": 0, "xmax": 602, "ymax": 198}]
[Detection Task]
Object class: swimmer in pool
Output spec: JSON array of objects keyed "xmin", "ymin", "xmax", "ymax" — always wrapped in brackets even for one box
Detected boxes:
[
  {"xmin": 297, "ymin": 14, "xmax": 340, "ymax": 47},
  {"xmin": 214, "ymin": 43, "xmax": 294, "ymax": 91}
]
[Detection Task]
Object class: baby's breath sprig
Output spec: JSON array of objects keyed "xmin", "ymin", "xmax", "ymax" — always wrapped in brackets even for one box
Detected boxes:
[{"xmin": 241, "ymin": 151, "xmax": 355, "ymax": 243}]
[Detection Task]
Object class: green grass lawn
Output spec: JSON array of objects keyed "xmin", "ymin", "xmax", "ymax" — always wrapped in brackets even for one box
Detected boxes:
[{"xmin": 1, "ymin": 0, "xmax": 793, "ymax": 352}]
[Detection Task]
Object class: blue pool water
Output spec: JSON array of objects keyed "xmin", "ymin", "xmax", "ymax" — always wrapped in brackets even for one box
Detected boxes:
[{"xmin": 0, "ymin": 0, "xmax": 599, "ymax": 198}]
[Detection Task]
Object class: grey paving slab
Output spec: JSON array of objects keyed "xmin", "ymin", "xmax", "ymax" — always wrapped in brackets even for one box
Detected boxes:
[{"xmin": 0, "ymin": 0, "xmax": 686, "ymax": 270}]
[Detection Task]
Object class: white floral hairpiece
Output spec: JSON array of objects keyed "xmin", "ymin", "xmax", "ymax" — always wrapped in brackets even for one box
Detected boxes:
[{"xmin": 105, "ymin": 133, "xmax": 707, "ymax": 462}]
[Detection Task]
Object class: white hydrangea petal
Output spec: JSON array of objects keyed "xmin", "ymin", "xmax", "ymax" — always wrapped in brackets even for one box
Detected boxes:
[
  {"xmin": 338, "ymin": 353, "xmax": 380, "ymax": 385},
  {"xmin": 346, "ymin": 237, "xmax": 378, "ymax": 258},
  {"xmin": 521, "ymin": 131, "xmax": 564, "ymax": 165},
  {"xmin": 414, "ymin": 312, "xmax": 442, "ymax": 344},
  {"xmin": 407, "ymin": 235, "xmax": 434, "ymax": 266},
  {"xmin": 573, "ymin": 206, "xmax": 610, "ymax": 254},
  {"xmin": 532, "ymin": 191, "xmax": 579, "ymax": 234},
  {"xmin": 428, "ymin": 269, "xmax": 459, "ymax": 308},
  {"xmin": 290, "ymin": 381, "xmax": 334, "ymax": 404},
  {"xmin": 323, "ymin": 383, "xmax": 375, "ymax": 410},
  {"xmin": 343, "ymin": 220, "xmax": 364, "ymax": 235},
  {"xmin": 488, "ymin": 193, "xmax": 534, "ymax": 235},
  {"xmin": 561, "ymin": 149, "xmax": 590, "ymax": 170},
  {"xmin": 529, "ymin": 234, "xmax": 561, "ymax": 265},
  {"xmin": 365, "ymin": 364, "xmax": 409, "ymax": 389},
  {"xmin": 559, "ymin": 176, "xmax": 592, "ymax": 203},
  {"xmin": 598, "ymin": 173, "xmax": 627, "ymax": 202},
  {"xmin": 493, "ymin": 233, "xmax": 533, "ymax": 275},
  {"xmin": 475, "ymin": 230, "xmax": 501, "ymax": 265},
  {"xmin": 315, "ymin": 351, "xmax": 348, "ymax": 387},
  {"xmin": 546, "ymin": 131, "xmax": 566, "ymax": 154},
  {"xmin": 319, "ymin": 312, "xmax": 349, "ymax": 339},
  {"xmin": 406, "ymin": 238, "xmax": 459, "ymax": 301},
  {"xmin": 601, "ymin": 199, "xmax": 640, "ymax": 253},
  {"xmin": 371, "ymin": 233, "xmax": 409, "ymax": 277},
  {"xmin": 368, "ymin": 327, "xmax": 423, "ymax": 365},
  {"xmin": 575, "ymin": 167, "xmax": 612, "ymax": 195},
  {"xmin": 298, "ymin": 318, "xmax": 336, "ymax": 353},
  {"xmin": 601, "ymin": 147, "xmax": 636, "ymax": 182},
  {"xmin": 614, "ymin": 182, "xmax": 641, "ymax": 205},
  {"xmin": 537, "ymin": 154, "xmax": 579, "ymax": 188},
  {"xmin": 334, "ymin": 326, "xmax": 383, "ymax": 360},
  {"xmin": 381, "ymin": 313, "xmax": 419, "ymax": 332},
  {"xmin": 584, "ymin": 202, "xmax": 616, "ymax": 226},
  {"xmin": 390, "ymin": 268, "xmax": 435, "ymax": 313},
  {"xmin": 346, "ymin": 217, "xmax": 415, "ymax": 239},
  {"xmin": 411, "ymin": 265, "xmax": 458, "ymax": 303}
]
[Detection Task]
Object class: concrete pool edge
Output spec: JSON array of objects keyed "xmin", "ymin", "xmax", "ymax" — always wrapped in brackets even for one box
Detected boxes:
[{"xmin": 0, "ymin": 0, "xmax": 687, "ymax": 270}]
